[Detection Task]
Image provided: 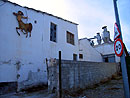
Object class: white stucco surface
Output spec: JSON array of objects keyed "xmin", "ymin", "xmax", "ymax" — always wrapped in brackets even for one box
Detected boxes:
[
  {"xmin": 79, "ymin": 38, "xmax": 103, "ymax": 62},
  {"xmin": 0, "ymin": 1, "xmax": 119, "ymax": 89},
  {"xmin": 0, "ymin": 0, "xmax": 79, "ymax": 86},
  {"xmin": 94, "ymin": 43, "xmax": 114, "ymax": 55},
  {"xmin": 94, "ymin": 43, "xmax": 120, "ymax": 62}
]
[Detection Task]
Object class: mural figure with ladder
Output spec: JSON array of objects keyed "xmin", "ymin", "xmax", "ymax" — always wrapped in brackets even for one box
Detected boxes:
[{"xmin": 13, "ymin": 11, "xmax": 33, "ymax": 38}]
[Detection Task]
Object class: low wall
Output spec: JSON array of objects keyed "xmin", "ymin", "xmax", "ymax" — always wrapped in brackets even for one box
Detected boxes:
[{"xmin": 48, "ymin": 60, "xmax": 119, "ymax": 92}]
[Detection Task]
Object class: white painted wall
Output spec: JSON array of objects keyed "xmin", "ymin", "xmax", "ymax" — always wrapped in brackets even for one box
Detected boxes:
[
  {"xmin": 0, "ymin": 1, "xmax": 79, "ymax": 88},
  {"xmin": 79, "ymin": 38, "xmax": 103, "ymax": 62},
  {"xmin": 94, "ymin": 43, "xmax": 114, "ymax": 55},
  {"xmin": 42, "ymin": 14, "xmax": 79, "ymax": 60},
  {"xmin": 94, "ymin": 43, "xmax": 120, "ymax": 62}
]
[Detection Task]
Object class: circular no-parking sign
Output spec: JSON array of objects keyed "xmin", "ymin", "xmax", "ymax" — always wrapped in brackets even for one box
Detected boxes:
[{"xmin": 114, "ymin": 38, "xmax": 124, "ymax": 57}]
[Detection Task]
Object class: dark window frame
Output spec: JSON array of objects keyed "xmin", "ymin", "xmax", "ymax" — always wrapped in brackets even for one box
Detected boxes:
[
  {"xmin": 79, "ymin": 54, "xmax": 83, "ymax": 59},
  {"xmin": 73, "ymin": 54, "xmax": 77, "ymax": 61},
  {"xmin": 67, "ymin": 31, "xmax": 75, "ymax": 45},
  {"xmin": 50, "ymin": 22, "xmax": 57, "ymax": 42}
]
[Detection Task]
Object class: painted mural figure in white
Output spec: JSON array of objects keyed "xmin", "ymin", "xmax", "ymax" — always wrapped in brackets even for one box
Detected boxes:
[{"xmin": 13, "ymin": 11, "xmax": 33, "ymax": 38}]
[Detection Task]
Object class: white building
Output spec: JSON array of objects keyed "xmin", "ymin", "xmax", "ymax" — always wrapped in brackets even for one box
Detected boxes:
[
  {"xmin": 79, "ymin": 38, "xmax": 103, "ymax": 62},
  {"xmin": 0, "ymin": 0, "xmax": 120, "ymax": 92},
  {"xmin": 94, "ymin": 43, "xmax": 120, "ymax": 62},
  {"xmin": 78, "ymin": 38, "xmax": 120, "ymax": 63},
  {"xmin": 79, "ymin": 25, "xmax": 120, "ymax": 63},
  {"xmin": 94, "ymin": 26, "xmax": 120, "ymax": 63},
  {"xmin": 0, "ymin": 0, "xmax": 79, "ymax": 89}
]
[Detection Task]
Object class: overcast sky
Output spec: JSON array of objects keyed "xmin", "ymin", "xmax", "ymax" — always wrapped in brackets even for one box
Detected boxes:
[{"xmin": 9, "ymin": 0, "xmax": 130, "ymax": 51}]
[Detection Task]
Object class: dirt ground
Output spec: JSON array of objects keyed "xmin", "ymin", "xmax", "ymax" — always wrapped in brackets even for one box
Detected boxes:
[
  {"xmin": 0, "ymin": 76, "xmax": 124, "ymax": 98},
  {"xmin": 63, "ymin": 76, "xmax": 124, "ymax": 98}
]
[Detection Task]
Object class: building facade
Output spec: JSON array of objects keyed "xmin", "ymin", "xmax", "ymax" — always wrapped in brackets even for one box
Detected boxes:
[
  {"xmin": 0, "ymin": 0, "xmax": 79, "ymax": 89},
  {"xmin": 94, "ymin": 43, "xmax": 120, "ymax": 63},
  {"xmin": 0, "ymin": 0, "xmax": 120, "ymax": 92},
  {"xmin": 79, "ymin": 38, "xmax": 103, "ymax": 62}
]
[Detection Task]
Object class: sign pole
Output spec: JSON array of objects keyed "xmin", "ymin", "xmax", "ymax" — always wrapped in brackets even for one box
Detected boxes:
[
  {"xmin": 113, "ymin": 0, "xmax": 130, "ymax": 98},
  {"xmin": 59, "ymin": 51, "xmax": 62, "ymax": 98}
]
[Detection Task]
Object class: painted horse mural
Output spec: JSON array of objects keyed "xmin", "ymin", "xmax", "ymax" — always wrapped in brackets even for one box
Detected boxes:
[{"xmin": 13, "ymin": 11, "xmax": 33, "ymax": 38}]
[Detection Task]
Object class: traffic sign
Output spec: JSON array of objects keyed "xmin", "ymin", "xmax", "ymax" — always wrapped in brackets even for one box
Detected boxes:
[
  {"xmin": 114, "ymin": 38, "xmax": 124, "ymax": 57},
  {"xmin": 114, "ymin": 23, "xmax": 121, "ymax": 40},
  {"xmin": 113, "ymin": 1, "xmax": 130, "ymax": 97}
]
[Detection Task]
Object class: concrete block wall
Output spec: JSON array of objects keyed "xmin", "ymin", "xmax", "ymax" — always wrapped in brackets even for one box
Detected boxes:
[{"xmin": 48, "ymin": 60, "xmax": 119, "ymax": 92}]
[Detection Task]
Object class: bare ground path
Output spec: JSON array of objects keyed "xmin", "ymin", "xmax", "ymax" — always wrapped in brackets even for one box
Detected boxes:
[
  {"xmin": 63, "ymin": 76, "xmax": 124, "ymax": 98},
  {"xmin": 0, "ymin": 76, "xmax": 124, "ymax": 98}
]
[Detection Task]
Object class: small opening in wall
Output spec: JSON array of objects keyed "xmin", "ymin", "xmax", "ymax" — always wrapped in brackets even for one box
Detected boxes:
[
  {"xmin": 73, "ymin": 54, "xmax": 77, "ymax": 61},
  {"xmin": 105, "ymin": 57, "xmax": 108, "ymax": 62},
  {"xmin": 79, "ymin": 54, "xmax": 83, "ymax": 59},
  {"xmin": 34, "ymin": 20, "xmax": 37, "ymax": 24}
]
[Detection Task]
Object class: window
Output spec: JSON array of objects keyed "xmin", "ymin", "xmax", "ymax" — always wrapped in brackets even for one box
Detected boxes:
[
  {"xmin": 79, "ymin": 54, "xmax": 83, "ymax": 59},
  {"xmin": 103, "ymin": 54, "xmax": 115, "ymax": 63},
  {"xmin": 104, "ymin": 57, "xmax": 108, "ymax": 62},
  {"xmin": 67, "ymin": 31, "xmax": 74, "ymax": 45},
  {"xmin": 73, "ymin": 54, "xmax": 77, "ymax": 61},
  {"xmin": 50, "ymin": 22, "xmax": 57, "ymax": 42}
]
